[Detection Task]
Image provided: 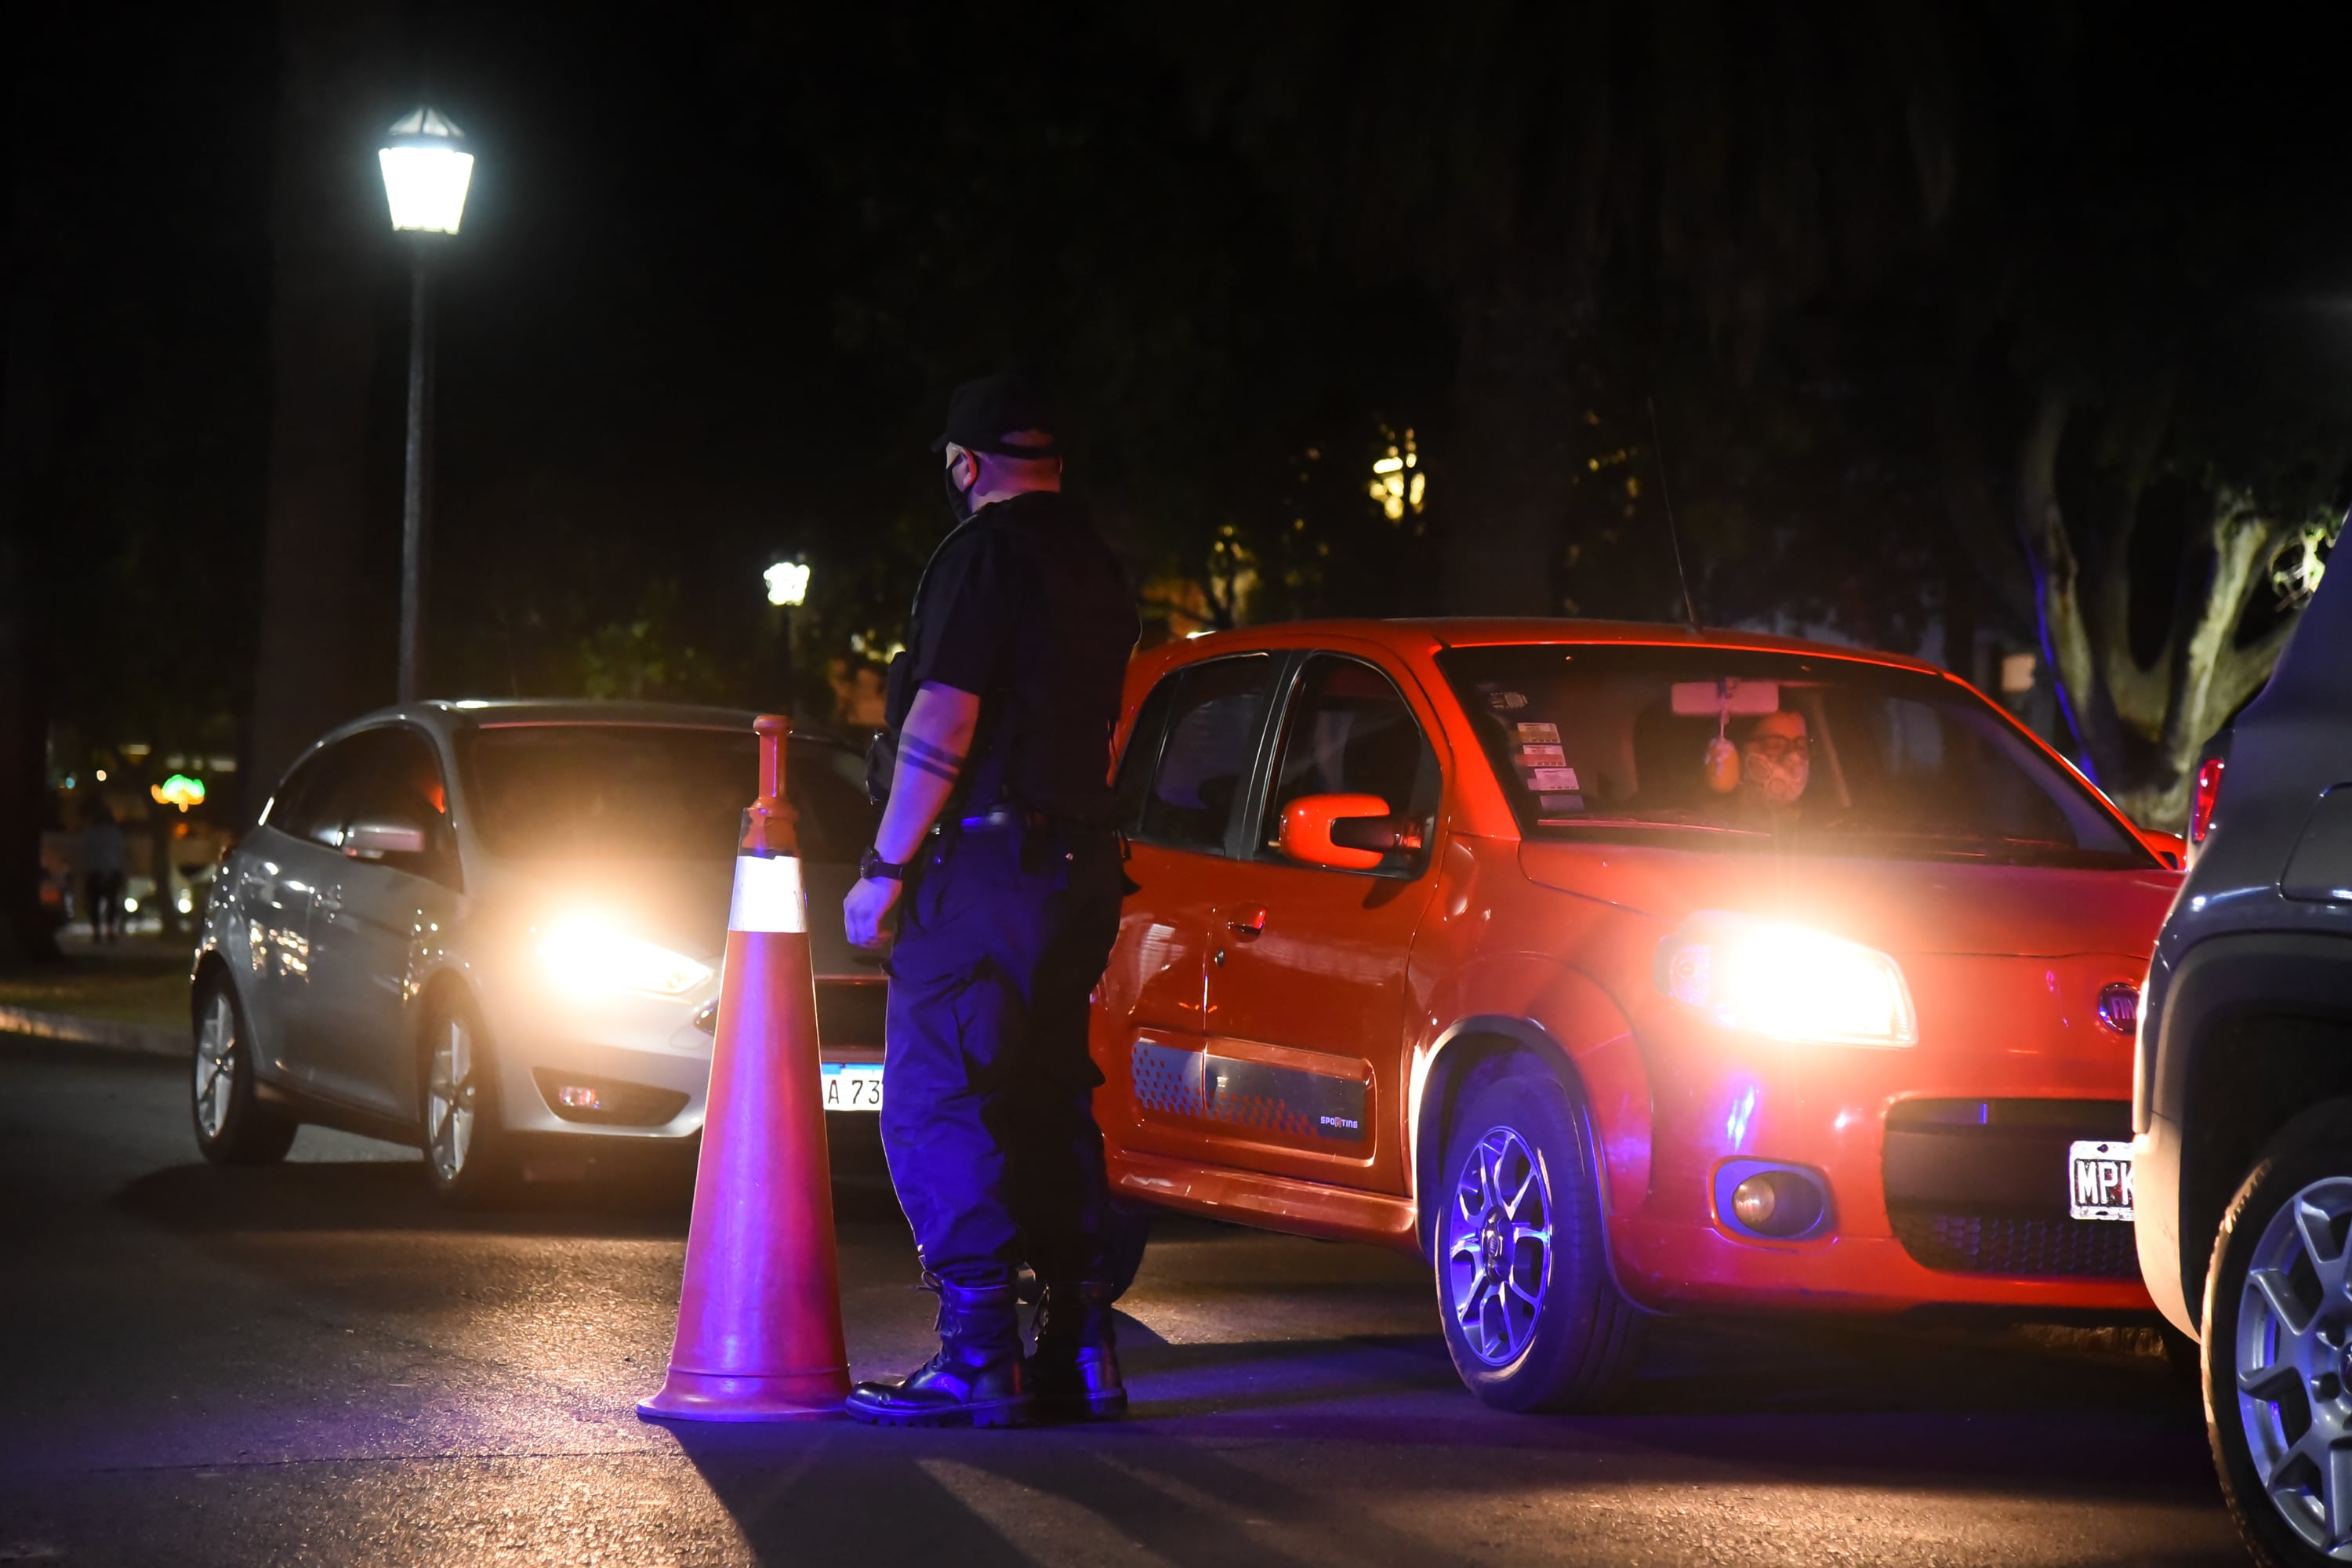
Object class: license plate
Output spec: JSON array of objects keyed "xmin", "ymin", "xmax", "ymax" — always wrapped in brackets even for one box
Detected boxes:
[
  {"xmin": 2069, "ymin": 1139, "xmax": 2134, "ymax": 1221},
  {"xmin": 822, "ymin": 1063, "xmax": 884, "ymax": 1112}
]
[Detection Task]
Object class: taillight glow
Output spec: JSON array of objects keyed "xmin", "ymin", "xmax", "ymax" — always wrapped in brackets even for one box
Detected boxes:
[{"xmin": 2190, "ymin": 756, "xmax": 2225, "ymax": 844}]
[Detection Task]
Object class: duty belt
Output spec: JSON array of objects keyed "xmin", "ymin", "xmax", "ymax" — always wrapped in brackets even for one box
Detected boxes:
[
  {"xmin": 940, "ymin": 806, "xmax": 1113, "ymax": 836},
  {"xmin": 954, "ymin": 806, "xmax": 1048, "ymax": 833}
]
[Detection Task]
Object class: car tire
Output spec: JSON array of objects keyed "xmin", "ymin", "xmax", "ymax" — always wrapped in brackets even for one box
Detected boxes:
[
  {"xmin": 191, "ymin": 973, "xmax": 297, "ymax": 1165},
  {"xmin": 1434, "ymin": 1069, "xmax": 1644, "ymax": 1412},
  {"xmin": 2203, "ymin": 1099, "xmax": 2352, "ymax": 1568},
  {"xmin": 419, "ymin": 989, "xmax": 511, "ymax": 1207}
]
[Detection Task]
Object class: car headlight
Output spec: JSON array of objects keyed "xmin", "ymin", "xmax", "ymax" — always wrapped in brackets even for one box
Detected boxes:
[
  {"xmin": 1656, "ymin": 913, "xmax": 1918, "ymax": 1047},
  {"xmin": 537, "ymin": 918, "xmax": 712, "ymax": 998}
]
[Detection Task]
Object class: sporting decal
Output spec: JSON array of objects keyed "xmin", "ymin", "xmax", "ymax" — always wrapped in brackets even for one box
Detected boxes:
[{"xmin": 1131, "ymin": 1040, "xmax": 1367, "ymax": 1143}]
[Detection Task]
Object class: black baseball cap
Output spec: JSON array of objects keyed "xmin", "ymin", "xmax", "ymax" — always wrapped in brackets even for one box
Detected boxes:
[{"xmin": 930, "ymin": 372, "xmax": 1062, "ymax": 459}]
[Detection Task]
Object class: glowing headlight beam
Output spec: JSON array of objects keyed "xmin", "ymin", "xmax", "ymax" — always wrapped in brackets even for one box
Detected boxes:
[
  {"xmin": 1657, "ymin": 914, "xmax": 1917, "ymax": 1047},
  {"xmin": 537, "ymin": 919, "xmax": 712, "ymax": 998}
]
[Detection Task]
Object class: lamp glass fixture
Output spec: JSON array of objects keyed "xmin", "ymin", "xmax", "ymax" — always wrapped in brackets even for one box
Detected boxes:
[
  {"xmin": 764, "ymin": 561, "xmax": 811, "ymax": 608},
  {"xmin": 379, "ymin": 107, "xmax": 475, "ymax": 235}
]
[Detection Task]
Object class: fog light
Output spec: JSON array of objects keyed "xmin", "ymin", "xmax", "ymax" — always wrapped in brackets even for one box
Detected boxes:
[
  {"xmin": 1716, "ymin": 1163, "xmax": 1830, "ymax": 1240},
  {"xmin": 557, "ymin": 1084, "xmax": 601, "ymax": 1111}
]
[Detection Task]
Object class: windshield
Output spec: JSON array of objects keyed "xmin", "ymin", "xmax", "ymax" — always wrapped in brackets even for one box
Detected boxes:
[
  {"xmin": 456, "ymin": 725, "xmax": 877, "ymax": 863},
  {"xmin": 1436, "ymin": 644, "xmax": 2150, "ymax": 868}
]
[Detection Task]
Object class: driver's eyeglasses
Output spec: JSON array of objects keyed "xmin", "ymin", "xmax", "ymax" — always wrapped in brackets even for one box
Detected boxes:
[{"xmin": 1744, "ymin": 735, "xmax": 1813, "ymax": 761}]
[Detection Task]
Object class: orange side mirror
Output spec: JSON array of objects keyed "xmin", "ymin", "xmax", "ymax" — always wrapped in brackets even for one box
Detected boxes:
[
  {"xmin": 1279, "ymin": 793, "xmax": 1420, "ymax": 871},
  {"xmin": 2140, "ymin": 828, "xmax": 2187, "ymax": 870}
]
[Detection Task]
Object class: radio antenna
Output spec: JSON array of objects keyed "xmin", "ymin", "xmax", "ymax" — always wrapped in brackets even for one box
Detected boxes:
[{"xmin": 1647, "ymin": 396, "xmax": 1701, "ymax": 630}]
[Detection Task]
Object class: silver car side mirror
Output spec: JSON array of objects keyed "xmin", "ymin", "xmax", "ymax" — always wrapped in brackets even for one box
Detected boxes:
[{"xmin": 343, "ymin": 815, "xmax": 427, "ymax": 860}]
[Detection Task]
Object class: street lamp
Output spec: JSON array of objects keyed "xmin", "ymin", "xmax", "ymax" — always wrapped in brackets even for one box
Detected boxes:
[
  {"xmin": 378, "ymin": 107, "xmax": 475, "ymax": 705},
  {"xmin": 764, "ymin": 560, "xmax": 811, "ymax": 608},
  {"xmin": 764, "ymin": 560, "xmax": 811, "ymax": 713}
]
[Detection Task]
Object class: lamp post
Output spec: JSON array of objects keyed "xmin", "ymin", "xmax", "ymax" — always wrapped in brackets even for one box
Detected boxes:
[
  {"xmin": 764, "ymin": 561, "xmax": 811, "ymax": 713},
  {"xmin": 378, "ymin": 107, "xmax": 475, "ymax": 706}
]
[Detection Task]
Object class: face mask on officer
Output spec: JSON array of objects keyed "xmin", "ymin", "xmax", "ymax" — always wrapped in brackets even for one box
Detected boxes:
[{"xmin": 943, "ymin": 449, "xmax": 979, "ymax": 523}]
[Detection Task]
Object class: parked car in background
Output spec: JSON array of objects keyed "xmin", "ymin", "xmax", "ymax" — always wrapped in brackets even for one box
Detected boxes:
[
  {"xmin": 190, "ymin": 702, "xmax": 883, "ymax": 1201},
  {"xmin": 1094, "ymin": 619, "xmax": 2182, "ymax": 1410},
  {"xmin": 2133, "ymin": 561, "xmax": 2352, "ymax": 1568}
]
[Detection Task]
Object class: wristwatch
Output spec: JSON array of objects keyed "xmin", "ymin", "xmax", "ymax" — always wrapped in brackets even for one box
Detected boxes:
[{"xmin": 859, "ymin": 845, "xmax": 908, "ymax": 882}]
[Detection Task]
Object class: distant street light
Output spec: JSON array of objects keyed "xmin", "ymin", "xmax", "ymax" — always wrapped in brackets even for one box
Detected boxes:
[
  {"xmin": 379, "ymin": 107, "xmax": 476, "ymax": 705},
  {"xmin": 764, "ymin": 560, "xmax": 811, "ymax": 713},
  {"xmin": 764, "ymin": 560, "xmax": 811, "ymax": 608}
]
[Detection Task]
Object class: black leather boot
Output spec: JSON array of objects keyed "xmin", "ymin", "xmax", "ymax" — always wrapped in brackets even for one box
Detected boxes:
[
  {"xmin": 1029, "ymin": 1280, "xmax": 1127, "ymax": 1419},
  {"xmin": 845, "ymin": 1279, "xmax": 1032, "ymax": 1428}
]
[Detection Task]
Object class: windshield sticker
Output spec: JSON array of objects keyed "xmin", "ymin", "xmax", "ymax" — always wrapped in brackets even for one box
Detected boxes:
[
  {"xmin": 1528, "ymin": 767, "xmax": 1581, "ymax": 792},
  {"xmin": 1514, "ymin": 722, "xmax": 1561, "ymax": 744},
  {"xmin": 1486, "ymin": 691, "xmax": 1529, "ymax": 710},
  {"xmin": 1539, "ymin": 793, "xmax": 1587, "ymax": 814},
  {"xmin": 1516, "ymin": 744, "xmax": 1566, "ymax": 765}
]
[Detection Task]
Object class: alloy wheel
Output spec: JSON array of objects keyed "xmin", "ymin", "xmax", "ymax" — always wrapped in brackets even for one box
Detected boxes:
[
  {"xmin": 2235, "ymin": 1174, "xmax": 2352, "ymax": 1559},
  {"xmin": 1445, "ymin": 1125, "xmax": 1555, "ymax": 1367},
  {"xmin": 193, "ymin": 992, "xmax": 237, "ymax": 1140},
  {"xmin": 426, "ymin": 1015, "xmax": 477, "ymax": 1182}
]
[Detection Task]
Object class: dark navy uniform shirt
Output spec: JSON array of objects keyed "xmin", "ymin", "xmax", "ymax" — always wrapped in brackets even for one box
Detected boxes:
[{"xmin": 891, "ymin": 492, "xmax": 1138, "ymax": 822}]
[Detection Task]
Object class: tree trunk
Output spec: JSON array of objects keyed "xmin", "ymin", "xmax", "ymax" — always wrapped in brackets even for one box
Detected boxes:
[
  {"xmin": 2018, "ymin": 396, "xmax": 2305, "ymax": 831},
  {"xmin": 247, "ymin": 0, "xmax": 401, "ymax": 793},
  {"xmin": 2016, "ymin": 387, "xmax": 2119, "ymax": 780},
  {"xmin": 0, "ymin": 533, "xmax": 56, "ymax": 965},
  {"xmin": 2113, "ymin": 489, "xmax": 2294, "ymax": 826},
  {"xmin": 0, "ymin": 66, "xmax": 64, "ymax": 965},
  {"xmin": 1439, "ymin": 278, "xmax": 1586, "ymax": 615}
]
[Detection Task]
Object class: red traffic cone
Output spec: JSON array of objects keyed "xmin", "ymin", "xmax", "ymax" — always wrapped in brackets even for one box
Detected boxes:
[{"xmin": 639, "ymin": 714, "xmax": 851, "ymax": 1421}]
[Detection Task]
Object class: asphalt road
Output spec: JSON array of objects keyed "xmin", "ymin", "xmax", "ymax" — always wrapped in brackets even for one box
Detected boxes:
[{"xmin": 0, "ymin": 1037, "xmax": 2249, "ymax": 1567}]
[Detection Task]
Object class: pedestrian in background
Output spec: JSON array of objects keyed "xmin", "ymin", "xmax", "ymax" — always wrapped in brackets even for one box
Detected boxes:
[
  {"xmin": 841, "ymin": 372, "xmax": 1140, "ymax": 1428},
  {"xmin": 80, "ymin": 804, "xmax": 128, "ymax": 943}
]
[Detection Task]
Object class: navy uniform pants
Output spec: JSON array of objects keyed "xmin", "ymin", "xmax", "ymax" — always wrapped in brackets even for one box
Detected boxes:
[{"xmin": 880, "ymin": 824, "xmax": 1124, "ymax": 1290}]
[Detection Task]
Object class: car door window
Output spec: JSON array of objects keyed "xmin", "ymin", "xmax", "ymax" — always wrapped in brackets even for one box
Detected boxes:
[
  {"xmin": 274, "ymin": 728, "xmax": 457, "ymax": 882},
  {"xmin": 1112, "ymin": 670, "xmax": 1184, "ymax": 837},
  {"xmin": 1131, "ymin": 653, "xmax": 1281, "ymax": 855},
  {"xmin": 1261, "ymin": 655, "xmax": 1439, "ymax": 875},
  {"xmin": 347, "ymin": 728, "xmax": 460, "ymax": 885},
  {"xmin": 266, "ymin": 738, "xmax": 368, "ymax": 840}
]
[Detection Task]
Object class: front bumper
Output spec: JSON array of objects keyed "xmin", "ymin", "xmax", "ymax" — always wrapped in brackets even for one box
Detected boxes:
[
  {"xmin": 481, "ymin": 975, "xmax": 888, "ymax": 1142},
  {"xmin": 1612, "ymin": 950, "xmax": 2156, "ymax": 1316}
]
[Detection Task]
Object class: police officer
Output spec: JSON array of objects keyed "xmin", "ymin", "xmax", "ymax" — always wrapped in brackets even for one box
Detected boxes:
[{"xmin": 842, "ymin": 372, "xmax": 1139, "ymax": 1428}]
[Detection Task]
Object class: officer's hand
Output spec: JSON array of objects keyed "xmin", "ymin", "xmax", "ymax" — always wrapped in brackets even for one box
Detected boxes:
[{"xmin": 844, "ymin": 876, "xmax": 902, "ymax": 949}]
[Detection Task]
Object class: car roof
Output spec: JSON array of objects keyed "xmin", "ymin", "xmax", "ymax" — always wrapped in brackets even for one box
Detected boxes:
[
  {"xmin": 314, "ymin": 699, "xmax": 853, "ymax": 752},
  {"xmin": 421, "ymin": 698, "xmax": 760, "ymax": 729},
  {"xmin": 1168, "ymin": 617, "xmax": 1949, "ymax": 677}
]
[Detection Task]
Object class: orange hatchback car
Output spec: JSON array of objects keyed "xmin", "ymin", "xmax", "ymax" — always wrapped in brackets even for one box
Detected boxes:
[{"xmin": 1091, "ymin": 619, "xmax": 2181, "ymax": 1410}]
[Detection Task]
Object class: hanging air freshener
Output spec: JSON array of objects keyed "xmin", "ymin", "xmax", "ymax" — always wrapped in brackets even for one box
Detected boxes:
[{"xmin": 1703, "ymin": 680, "xmax": 1740, "ymax": 793}]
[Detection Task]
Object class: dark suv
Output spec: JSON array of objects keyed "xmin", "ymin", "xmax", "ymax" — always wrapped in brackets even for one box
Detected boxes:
[{"xmin": 2134, "ymin": 557, "xmax": 2352, "ymax": 1566}]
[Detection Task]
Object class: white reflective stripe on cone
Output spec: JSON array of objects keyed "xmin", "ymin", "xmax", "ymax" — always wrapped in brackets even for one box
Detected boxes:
[{"xmin": 728, "ymin": 854, "xmax": 808, "ymax": 934}]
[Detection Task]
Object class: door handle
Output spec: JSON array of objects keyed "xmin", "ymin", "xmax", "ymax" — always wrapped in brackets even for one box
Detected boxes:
[{"xmin": 1226, "ymin": 906, "xmax": 1267, "ymax": 937}]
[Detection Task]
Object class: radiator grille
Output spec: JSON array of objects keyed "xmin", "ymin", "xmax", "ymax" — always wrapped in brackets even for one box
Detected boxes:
[{"xmin": 1889, "ymin": 1208, "xmax": 2140, "ymax": 1278}]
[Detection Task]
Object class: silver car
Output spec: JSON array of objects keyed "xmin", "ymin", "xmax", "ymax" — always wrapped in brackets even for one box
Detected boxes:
[{"xmin": 188, "ymin": 700, "xmax": 886, "ymax": 1200}]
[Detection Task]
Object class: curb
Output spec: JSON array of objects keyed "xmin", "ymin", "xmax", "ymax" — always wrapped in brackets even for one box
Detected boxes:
[{"xmin": 0, "ymin": 1005, "xmax": 182, "ymax": 1059}]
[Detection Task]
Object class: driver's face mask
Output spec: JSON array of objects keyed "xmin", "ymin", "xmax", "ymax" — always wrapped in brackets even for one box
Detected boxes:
[{"xmin": 1740, "ymin": 731, "xmax": 1812, "ymax": 805}]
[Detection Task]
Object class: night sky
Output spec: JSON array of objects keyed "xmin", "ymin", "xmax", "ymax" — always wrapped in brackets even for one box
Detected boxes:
[{"xmin": 9, "ymin": 2, "xmax": 2352, "ymax": 815}]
